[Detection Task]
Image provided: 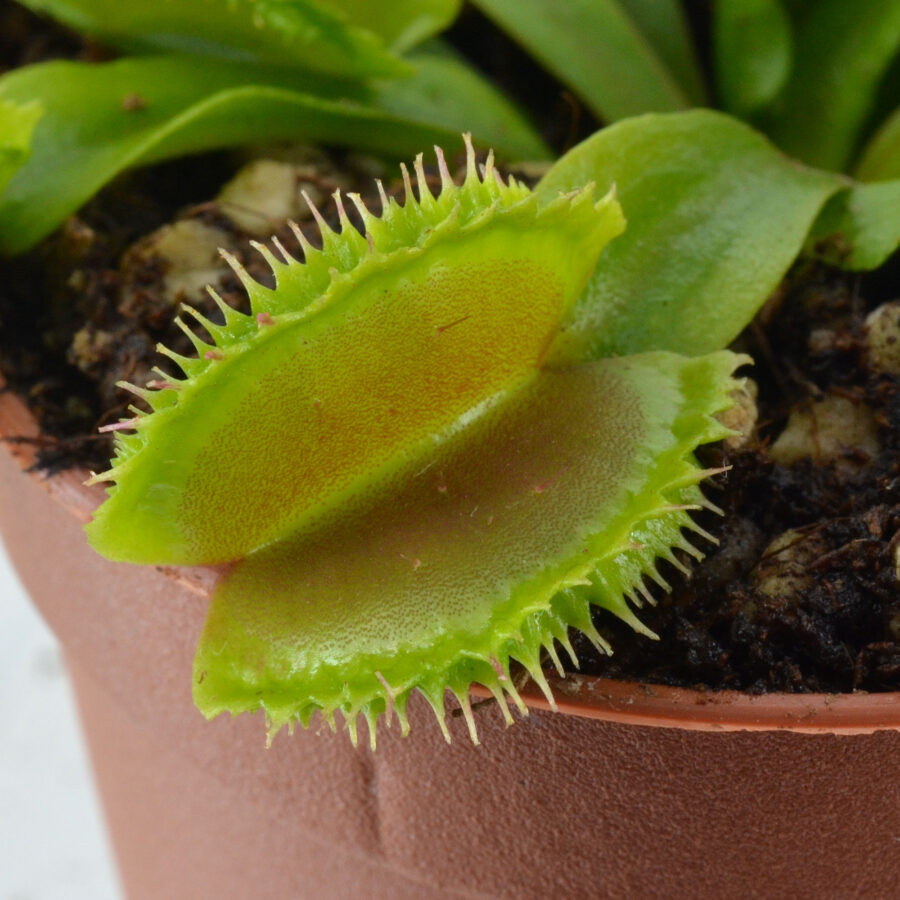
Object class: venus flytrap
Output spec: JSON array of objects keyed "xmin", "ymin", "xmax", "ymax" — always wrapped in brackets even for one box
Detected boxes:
[
  {"xmin": 86, "ymin": 136, "xmax": 747, "ymax": 747},
  {"xmin": 6, "ymin": 2, "xmax": 896, "ymax": 751},
  {"xmin": 6, "ymin": 0, "xmax": 897, "ymax": 743}
]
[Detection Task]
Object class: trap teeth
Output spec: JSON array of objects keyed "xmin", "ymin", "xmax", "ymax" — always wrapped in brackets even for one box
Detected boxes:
[
  {"xmin": 302, "ymin": 189, "xmax": 331, "ymax": 234},
  {"xmin": 87, "ymin": 137, "xmax": 744, "ymax": 749}
]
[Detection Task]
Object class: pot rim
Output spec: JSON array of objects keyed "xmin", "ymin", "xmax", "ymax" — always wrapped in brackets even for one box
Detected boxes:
[{"xmin": 3, "ymin": 384, "xmax": 899, "ymax": 734}]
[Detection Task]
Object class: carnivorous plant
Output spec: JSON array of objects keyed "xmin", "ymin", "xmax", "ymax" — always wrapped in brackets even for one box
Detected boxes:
[
  {"xmin": 84, "ymin": 117, "xmax": 897, "ymax": 745},
  {"xmin": 2, "ymin": 2, "xmax": 899, "ymax": 746},
  {"xmin": 84, "ymin": 136, "xmax": 747, "ymax": 744}
]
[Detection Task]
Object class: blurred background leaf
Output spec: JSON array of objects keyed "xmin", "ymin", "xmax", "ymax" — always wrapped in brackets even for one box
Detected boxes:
[
  {"xmin": 855, "ymin": 105, "xmax": 900, "ymax": 181},
  {"xmin": 807, "ymin": 179, "xmax": 900, "ymax": 270},
  {"xmin": 0, "ymin": 51, "xmax": 547, "ymax": 255},
  {"xmin": 761, "ymin": 0, "xmax": 900, "ymax": 170},
  {"xmin": 14, "ymin": 0, "xmax": 432, "ymax": 77},
  {"xmin": 617, "ymin": 0, "xmax": 707, "ymax": 105},
  {"xmin": 470, "ymin": 0, "xmax": 697, "ymax": 122},
  {"xmin": 0, "ymin": 98, "xmax": 41, "ymax": 195},
  {"xmin": 714, "ymin": 0, "xmax": 793, "ymax": 116},
  {"xmin": 322, "ymin": 0, "xmax": 461, "ymax": 52}
]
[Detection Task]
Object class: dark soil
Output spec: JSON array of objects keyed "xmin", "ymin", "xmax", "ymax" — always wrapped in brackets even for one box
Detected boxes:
[
  {"xmin": 1, "ymin": 0, "xmax": 898, "ymax": 695},
  {"xmin": 0, "ymin": 0, "xmax": 85, "ymax": 69},
  {"xmin": 577, "ymin": 262, "xmax": 900, "ymax": 693}
]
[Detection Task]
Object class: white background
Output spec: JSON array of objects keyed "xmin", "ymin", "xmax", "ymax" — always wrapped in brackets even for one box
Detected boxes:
[{"xmin": 0, "ymin": 538, "xmax": 121, "ymax": 899}]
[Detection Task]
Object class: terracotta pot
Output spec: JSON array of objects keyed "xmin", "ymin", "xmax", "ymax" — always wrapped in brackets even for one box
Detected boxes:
[{"xmin": 2, "ymin": 383, "xmax": 899, "ymax": 900}]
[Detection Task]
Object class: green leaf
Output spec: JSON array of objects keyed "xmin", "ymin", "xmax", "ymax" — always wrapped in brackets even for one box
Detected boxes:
[
  {"xmin": 536, "ymin": 110, "xmax": 843, "ymax": 359},
  {"xmin": 713, "ymin": 0, "xmax": 793, "ymax": 116},
  {"xmin": 807, "ymin": 179, "xmax": 900, "ymax": 270},
  {"xmin": 16, "ymin": 0, "xmax": 410, "ymax": 78},
  {"xmin": 0, "ymin": 53, "xmax": 547, "ymax": 256},
  {"xmin": 87, "ymin": 141, "xmax": 745, "ymax": 744},
  {"xmin": 618, "ymin": 0, "xmax": 707, "ymax": 105},
  {"xmin": 762, "ymin": 0, "xmax": 900, "ymax": 171},
  {"xmin": 0, "ymin": 99, "xmax": 42, "ymax": 196},
  {"xmin": 194, "ymin": 350, "xmax": 741, "ymax": 743},
  {"xmin": 323, "ymin": 0, "xmax": 462, "ymax": 52},
  {"xmin": 470, "ymin": 0, "xmax": 693, "ymax": 122},
  {"xmin": 855, "ymin": 105, "xmax": 900, "ymax": 182},
  {"xmin": 779, "ymin": 0, "xmax": 818, "ymax": 20},
  {"xmin": 376, "ymin": 44, "xmax": 550, "ymax": 162},
  {"xmin": 86, "ymin": 155, "xmax": 623, "ymax": 564}
]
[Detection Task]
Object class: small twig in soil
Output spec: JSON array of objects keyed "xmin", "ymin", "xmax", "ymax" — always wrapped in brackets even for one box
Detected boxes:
[
  {"xmin": 808, "ymin": 537, "xmax": 876, "ymax": 573},
  {"xmin": 749, "ymin": 320, "xmax": 792, "ymax": 399}
]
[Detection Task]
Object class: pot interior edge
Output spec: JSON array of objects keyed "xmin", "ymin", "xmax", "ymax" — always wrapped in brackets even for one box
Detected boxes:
[{"xmin": 470, "ymin": 677, "xmax": 900, "ymax": 734}]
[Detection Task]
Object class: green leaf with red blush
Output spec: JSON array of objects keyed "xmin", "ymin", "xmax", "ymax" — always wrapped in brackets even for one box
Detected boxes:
[
  {"xmin": 86, "ymin": 141, "xmax": 624, "ymax": 564},
  {"xmin": 195, "ymin": 350, "xmax": 741, "ymax": 746},
  {"xmin": 87, "ymin": 137, "xmax": 746, "ymax": 744}
]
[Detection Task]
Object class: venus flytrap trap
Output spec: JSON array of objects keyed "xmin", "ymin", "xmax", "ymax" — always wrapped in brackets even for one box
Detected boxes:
[
  {"xmin": 4, "ymin": 1, "xmax": 896, "ymax": 748},
  {"xmin": 2, "ymin": 10, "xmax": 900, "ymax": 896},
  {"xmin": 85, "ymin": 136, "xmax": 747, "ymax": 747}
]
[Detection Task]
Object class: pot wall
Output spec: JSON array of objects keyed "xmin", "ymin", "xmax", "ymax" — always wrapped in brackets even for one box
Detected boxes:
[{"xmin": 2, "ymin": 406, "xmax": 900, "ymax": 898}]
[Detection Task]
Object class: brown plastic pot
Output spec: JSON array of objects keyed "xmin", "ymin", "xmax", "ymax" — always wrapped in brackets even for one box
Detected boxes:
[{"xmin": 2, "ymin": 383, "xmax": 900, "ymax": 900}]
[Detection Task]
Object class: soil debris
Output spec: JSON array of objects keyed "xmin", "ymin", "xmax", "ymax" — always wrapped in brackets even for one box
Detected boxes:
[{"xmin": 576, "ymin": 262, "xmax": 900, "ymax": 693}]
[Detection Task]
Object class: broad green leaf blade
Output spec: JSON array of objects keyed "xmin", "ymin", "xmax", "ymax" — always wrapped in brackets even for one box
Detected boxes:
[
  {"xmin": 0, "ymin": 54, "xmax": 547, "ymax": 256},
  {"xmin": 326, "ymin": 0, "xmax": 462, "ymax": 52},
  {"xmin": 762, "ymin": 0, "xmax": 900, "ymax": 171},
  {"xmin": 470, "ymin": 0, "xmax": 692, "ymax": 122},
  {"xmin": 619, "ymin": 0, "xmax": 707, "ymax": 105},
  {"xmin": 808, "ymin": 179, "xmax": 900, "ymax": 270},
  {"xmin": 0, "ymin": 99, "xmax": 42, "ymax": 196},
  {"xmin": 855, "ymin": 106, "xmax": 900, "ymax": 182},
  {"xmin": 17, "ymin": 0, "xmax": 409, "ymax": 78},
  {"xmin": 537, "ymin": 110, "xmax": 842, "ymax": 359},
  {"xmin": 86, "ymin": 159, "xmax": 623, "ymax": 565},
  {"xmin": 714, "ymin": 0, "xmax": 793, "ymax": 116},
  {"xmin": 193, "ymin": 351, "xmax": 742, "ymax": 741}
]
